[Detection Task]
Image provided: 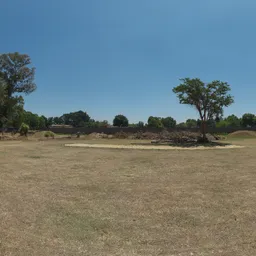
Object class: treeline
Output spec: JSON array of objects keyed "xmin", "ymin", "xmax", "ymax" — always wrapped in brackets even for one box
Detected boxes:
[
  {"xmin": 43, "ymin": 112, "xmax": 256, "ymax": 129},
  {"xmin": 4, "ymin": 109, "xmax": 256, "ymax": 130},
  {"xmin": 1, "ymin": 52, "xmax": 256, "ymax": 132}
]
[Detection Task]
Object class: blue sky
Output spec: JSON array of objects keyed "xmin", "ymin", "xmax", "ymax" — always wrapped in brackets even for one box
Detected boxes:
[{"xmin": 1, "ymin": 0, "xmax": 256, "ymax": 123}]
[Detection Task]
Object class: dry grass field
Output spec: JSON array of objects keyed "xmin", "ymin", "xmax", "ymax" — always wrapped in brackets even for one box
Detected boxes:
[{"xmin": 0, "ymin": 138, "xmax": 256, "ymax": 255}]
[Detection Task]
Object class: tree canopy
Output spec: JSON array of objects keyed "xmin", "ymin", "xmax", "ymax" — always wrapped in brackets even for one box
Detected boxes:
[
  {"xmin": 113, "ymin": 115, "xmax": 129, "ymax": 127},
  {"xmin": 0, "ymin": 53, "xmax": 36, "ymax": 129},
  {"xmin": 241, "ymin": 113, "xmax": 256, "ymax": 127},
  {"xmin": 61, "ymin": 111, "xmax": 91, "ymax": 127},
  {"xmin": 185, "ymin": 119, "xmax": 197, "ymax": 128},
  {"xmin": 147, "ymin": 116, "xmax": 163, "ymax": 128},
  {"xmin": 0, "ymin": 53, "xmax": 36, "ymax": 96},
  {"xmin": 161, "ymin": 117, "xmax": 176, "ymax": 128}
]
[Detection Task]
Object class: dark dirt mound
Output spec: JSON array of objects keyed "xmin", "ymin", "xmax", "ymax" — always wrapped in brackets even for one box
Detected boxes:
[{"xmin": 228, "ymin": 130, "xmax": 256, "ymax": 138}]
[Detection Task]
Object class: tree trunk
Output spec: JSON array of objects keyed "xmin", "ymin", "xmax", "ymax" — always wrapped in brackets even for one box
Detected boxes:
[{"xmin": 200, "ymin": 120, "xmax": 207, "ymax": 142}]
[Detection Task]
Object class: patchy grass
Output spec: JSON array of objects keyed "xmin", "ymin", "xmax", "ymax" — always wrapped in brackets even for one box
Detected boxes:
[{"xmin": 0, "ymin": 139, "xmax": 255, "ymax": 255}]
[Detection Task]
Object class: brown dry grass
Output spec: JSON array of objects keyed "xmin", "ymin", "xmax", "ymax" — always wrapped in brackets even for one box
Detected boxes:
[{"xmin": 0, "ymin": 139, "xmax": 256, "ymax": 255}]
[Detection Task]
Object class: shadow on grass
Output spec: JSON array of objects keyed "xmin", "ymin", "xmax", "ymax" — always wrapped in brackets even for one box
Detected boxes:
[
  {"xmin": 168, "ymin": 141, "xmax": 231, "ymax": 148},
  {"xmin": 131, "ymin": 141, "xmax": 232, "ymax": 148}
]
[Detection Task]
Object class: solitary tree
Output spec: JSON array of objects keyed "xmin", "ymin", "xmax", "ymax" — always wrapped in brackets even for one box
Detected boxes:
[
  {"xmin": 173, "ymin": 78, "xmax": 234, "ymax": 141},
  {"xmin": 113, "ymin": 115, "xmax": 129, "ymax": 127}
]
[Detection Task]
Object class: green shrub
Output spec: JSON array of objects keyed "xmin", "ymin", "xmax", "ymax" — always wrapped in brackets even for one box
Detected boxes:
[
  {"xmin": 19, "ymin": 123, "xmax": 29, "ymax": 136},
  {"xmin": 44, "ymin": 131, "xmax": 55, "ymax": 138}
]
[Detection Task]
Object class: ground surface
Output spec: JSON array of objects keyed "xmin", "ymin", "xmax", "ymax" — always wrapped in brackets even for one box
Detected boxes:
[
  {"xmin": 65, "ymin": 142, "xmax": 243, "ymax": 150},
  {"xmin": 0, "ymin": 138, "xmax": 256, "ymax": 255}
]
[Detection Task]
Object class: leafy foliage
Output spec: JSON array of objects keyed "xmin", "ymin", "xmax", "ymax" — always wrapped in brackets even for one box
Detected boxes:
[
  {"xmin": 147, "ymin": 116, "xmax": 176, "ymax": 128},
  {"xmin": 241, "ymin": 113, "xmax": 256, "ymax": 127},
  {"xmin": 225, "ymin": 115, "xmax": 241, "ymax": 127},
  {"xmin": 176, "ymin": 122, "xmax": 187, "ymax": 128},
  {"xmin": 0, "ymin": 53, "xmax": 36, "ymax": 95},
  {"xmin": 161, "ymin": 117, "xmax": 176, "ymax": 128},
  {"xmin": 113, "ymin": 115, "xmax": 129, "ymax": 127},
  {"xmin": 147, "ymin": 116, "xmax": 163, "ymax": 128},
  {"xmin": 22, "ymin": 111, "xmax": 48, "ymax": 130},
  {"xmin": 185, "ymin": 119, "xmax": 197, "ymax": 128},
  {"xmin": 19, "ymin": 123, "xmax": 29, "ymax": 136}
]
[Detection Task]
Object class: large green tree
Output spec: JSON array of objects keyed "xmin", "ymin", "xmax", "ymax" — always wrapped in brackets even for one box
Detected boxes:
[
  {"xmin": 0, "ymin": 53, "xmax": 36, "ymax": 128},
  {"xmin": 113, "ymin": 115, "xmax": 129, "ymax": 127},
  {"xmin": 173, "ymin": 78, "xmax": 234, "ymax": 141}
]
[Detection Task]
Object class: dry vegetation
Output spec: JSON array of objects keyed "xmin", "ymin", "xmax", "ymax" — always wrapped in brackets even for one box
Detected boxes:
[{"xmin": 0, "ymin": 138, "xmax": 256, "ymax": 255}]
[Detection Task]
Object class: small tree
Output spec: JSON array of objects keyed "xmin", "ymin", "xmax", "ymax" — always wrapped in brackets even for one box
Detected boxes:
[
  {"xmin": 173, "ymin": 78, "xmax": 234, "ymax": 141},
  {"xmin": 19, "ymin": 123, "xmax": 29, "ymax": 136},
  {"xmin": 241, "ymin": 113, "xmax": 255, "ymax": 127},
  {"xmin": 161, "ymin": 117, "xmax": 176, "ymax": 128},
  {"xmin": 113, "ymin": 115, "xmax": 129, "ymax": 127},
  {"xmin": 147, "ymin": 116, "xmax": 163, "ymax": 128}
]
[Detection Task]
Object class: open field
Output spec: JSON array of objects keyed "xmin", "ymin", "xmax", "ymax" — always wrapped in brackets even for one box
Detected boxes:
[{"xmin": 0, "ymin": 138, "xmax": 256, "ymax": 255}]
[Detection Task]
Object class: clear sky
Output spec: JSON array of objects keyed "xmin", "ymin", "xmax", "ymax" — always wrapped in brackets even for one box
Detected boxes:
[{"xmin": 1, "ymin": 0, "xmax": 256, "ymax": 123}]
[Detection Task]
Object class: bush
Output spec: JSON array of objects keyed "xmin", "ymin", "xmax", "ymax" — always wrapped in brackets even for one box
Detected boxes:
[
  {"xmin": 44, "ymin": 131, "xmax": 55, "ymax": 138},
  {"xmin": 19, "ymin": 123, "xmax": 29, "ymax": 136}
]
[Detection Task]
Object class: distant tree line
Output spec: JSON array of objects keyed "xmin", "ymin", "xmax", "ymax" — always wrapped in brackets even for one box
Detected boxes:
[{"xmin": 1, "ymin": 52, "xmax": 256, "ymax": 134}]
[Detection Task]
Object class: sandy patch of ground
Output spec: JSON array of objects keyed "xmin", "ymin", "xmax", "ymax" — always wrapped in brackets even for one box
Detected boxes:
[{"xmin": 65, "ymin": 143, "xmax": 244, "ymax": 150}]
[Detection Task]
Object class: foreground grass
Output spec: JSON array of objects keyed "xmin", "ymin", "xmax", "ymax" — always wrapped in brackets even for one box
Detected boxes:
[{"xmin": 0, "ymin": 139, "xmax": 255, "ymax": 255}]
